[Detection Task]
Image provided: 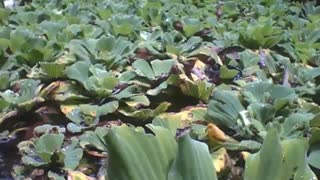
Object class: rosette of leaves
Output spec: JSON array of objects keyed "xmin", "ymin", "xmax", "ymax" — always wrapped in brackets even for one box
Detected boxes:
[
  {"xmin": 96, "ymin": 35, "xmax": 134, "ymax": 69},
  {"xmin": 136, "ymin": 29, "xmax": 164, "ymax": 58},
  {"xmin": 238, "ymin": 17, "xmax": 283, "ymax": 49},
  {"xmin": 110, "ymin": 14, "xmax": 144, "ymax": 36},
  {"xmin": 208, "ymin": 81, "xmax": 301, "ymax": 139},
  {"xmin": 168, "ymin": 74, "xmax": 214, "ymax": 102},
  {"xmin": 6, "ymin": 28, "xmax": 58, "ymax": 66},
  {"xmin": 163, "ymin": 31, "xmax": 202, "ymax": 55},
  {"xmin": 38, "ymin": 20, "xmax": 68, "ymax": 42},
  {"xmin": 138, "ymin": 1, "xmax": 163, "ymax": 26},
  {"xmin": 118, "ymin": 101, "xmax": 171, "ymax": 121},
  {"xmin": 15, "ymin": 133, "xmax": 83, "ymax": 179},
  {"xmin": 79, "ymin": 126, "xmax": 109, "ymax": 153},
  {"xmin": 65, "ymin": 62, "xmax": 119, "ymax": 98},
  {"xmin": 0, "ymin": 79, "xmax": 44, "ymax": 111},
  {"xmin": 67, "ymin": 36, "xmax": 134, "ymax": 69},
  {"xmin": 39, "ymin": 62, "xmax": 66, "ymax": 79},
  {"xmin": 243, "ymin": 81, "xmax": 298, "ymax": 110},
  {"xmin": 181, "ymin": 17, "xmax": 203, "ymax": 37},
  {"xmin": 135, "ymin": 58, "xmax": 214, "ymax": 101},
  {"xmin": 243, "ymin": 81, "xmax": 302, "ymax": 137},
  {"xmin": 131, "ymin": 58, "xmax": 176, "ymax": 96},
  {"xmin": 286, "ymin": 21, "xmax": 320, "ymax": 63},
  {"xmin": 132, "ymin": 58, "xmax": 175, "ymax": 81},
  {"xmin": 61, "ymin": 100, "xmax": 119, "ymax": 125},
  {"xmin": 111, "ymin": 83, "xmax": 150, "ymax": 106},
  {"xmin": 48, "ymin": 81, "xmax": 90, "ymax": 103},
  {"xmin": 207, "ymin": 90, "xmax": 249, "ymax": 137}
]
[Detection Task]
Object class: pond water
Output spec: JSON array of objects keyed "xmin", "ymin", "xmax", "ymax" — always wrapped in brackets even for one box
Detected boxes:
[
  {"xmin": 0, "ymin": 136, "xmax": 20, "ymax": 180},
  {"xmin": 0, "ymin": 152, "xmax": 16, "ymax": 180}
]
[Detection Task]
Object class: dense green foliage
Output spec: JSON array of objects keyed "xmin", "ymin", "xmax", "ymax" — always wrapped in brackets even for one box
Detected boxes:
[{"xmin": 0, "ymin": 0, "xmax": 320, "ymax": 179}]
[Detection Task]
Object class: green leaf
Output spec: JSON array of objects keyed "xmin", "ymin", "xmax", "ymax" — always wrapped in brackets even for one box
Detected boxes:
[
  {"xmin": 67, "ymin": 40, "xmax": 94, "ymax": 61},
  {"xmin": 119, "ymin": 102, "xmax": 171, "ymax": 120},
  {"xmin": 35, "ymin": 134, "xmax": 64, "ymax": 154},
  {"xmin": 66, "ymin": 123, "xmax": 83, "ymax": 133},
  {"xmin": 282, "ymin": 113, "xmax": 314, "ymax": 137},
  {"xmin": 239, "ymin": 18, "xmax": 282, "ymax": 48},
  {"xmin": 66, "ymin": 62, "xmax": 119, "ymax": 97},
  {"xmin": 40, "ymin": 62, "xmax": 66, "ymax": 79},
  {"xmin": 69, "ymin": 101, "xmax": 119, "ymax": 124},
  {"xmin": 97, "ymin": 35, "xmax": 115, "ymax": 52},
  {"xmin": 50, "ymin": 81, "xmax": 89, "ymax": 103},
  {"xmin": 244, "ymin": 82, "xmax": 298, "ymax": 109},
  {"xmin": 48, "ymin": 171, "xmax": 65, "ymax": 180},
  {"xmin": 79, "ymin": 101, "xmax": 118, "ymax": 117},
  {"xmin": 0, "ymin": 9, "xmax": 10, "ymax": 23},
  {"xmin": 151, "ymin": 60, "xmax": 174, "ymax": 77},
  {"xmin": 244, "ymin": 128, "xmax": 284, "ymax": 180},
  {"xmin": 132, "ymin": 59, "xmax": 174, "ymax": 80},
  {"xmin": 132, "ymin": 59, "xmax": 155, "ymax": 79},
  {"xmin": 0, "ymin": 71, "xmax": 9, "ymax": 90},
  {"xmin": 105, "ymin": 124, "xmax": 177, "ymax": 180},
  {"xmin": 0, "ymin": 79, "xmax": 42, "ymax": 110},
  {"xmin": 248, "ymin": 103, "xmax": 276, "ymax": 125},
  {"xmin": 125, "ymin": 95, "xmax": 150, "ymax": 107},
  {"xmin": 97, "ymin": 101, "xmax": 119, "ymax": 116},
  {"xmin": 220, "ymin": 65, "xmax": 239, "ymax": 79},
  {"xmin": 113, "ymin": 85, "xmax": 138, "ymax": 99},
  {"xmin": 80, "ymin": 127, "xmax": 109, "ymax": 152},
  {"xmin": 182, "ymin": 17, "xmax": 202, "ymax": 37},
  {"xmin": 97, "ymin": 7, "xmax": 113, "ymax": 20},
  {"xmin": 63, "ymin": 137, "xmax": 83, "ymax": 170},
  {"xmin": 308, "ymin": 144, "xmax": 320, "ymax": 169},
  {"xmin": 21, "ymin": 156, "xmax": 46, "ymax": 167},
  {"xmin": 0, "ymin": 98, "xmax": 9, "ymax": 110},
  {"xmin": 111, "ymin": 14, "xmax": 143, "ymax": 36},
  {"xmin": 239, "ymin": 50, "xmax": 260, "ymax": 68},
  {"xmin": 284, "ymin": 140, "xmax": 317, "ymax": 180},
  {"xmin": 65, "ymin": 61, "xmax": 90, "ymax": 85},
  {"xmin": 176, "ymin": 75, "xmax": 214, "ymax": 102},
  {"xmin": 208, "ymin": 90, "xmax": 245, "ymax": 128},
  {"xmin": 0, "ymin": 38, "xmax": 10, "ymax": 50},
  {"xmin": 223, "ymin": 140, "xmax": 261, "ymax": 151},
  {"xmin": 168, "ymin": 135, "xmax": 217, "ymax": 180},
  {"xmin": 153, "ymin": 117, "xmax": 184, "ymax": 135},
  {"xmin": 244, "ymin": 128, "xmax": 317, "ymax": 180}
]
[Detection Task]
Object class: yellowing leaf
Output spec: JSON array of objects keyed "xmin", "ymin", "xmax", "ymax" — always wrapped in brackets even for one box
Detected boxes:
[
  {"xmin": 158, "ymin": 106, "xmax": 207, "ymax": 123},
  {"xmin": 211, "ymin": 148, "xmax": 228, "ymax": 173},
  {"xmin": 61, "ymin": 105, "xmax": 78, "ymax": 115},
  {"xmin": 241, "ymin": 151, "xmax": 251, "ymax": 160},
  {"xmin": 125, "ymin": 95, "xmax": 150, "ymax": 107},
  {"xmin": 193, "ymin": 60, "xmax": 206, "ymax": 69}
]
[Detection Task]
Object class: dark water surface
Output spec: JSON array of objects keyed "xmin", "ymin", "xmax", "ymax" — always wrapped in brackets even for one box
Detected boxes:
[
  {"xmin": 0, "ymin": 152, "xmax": 16, "ymax": 180},
  {"xmin": 0, "ymin": 136, "xmax": 20, "ymax": 180}
]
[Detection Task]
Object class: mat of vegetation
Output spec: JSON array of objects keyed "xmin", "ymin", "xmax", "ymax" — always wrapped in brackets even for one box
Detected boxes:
[{"xmin": 0, "ymin": 0, "xmax": 320, "ymax": 179}]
